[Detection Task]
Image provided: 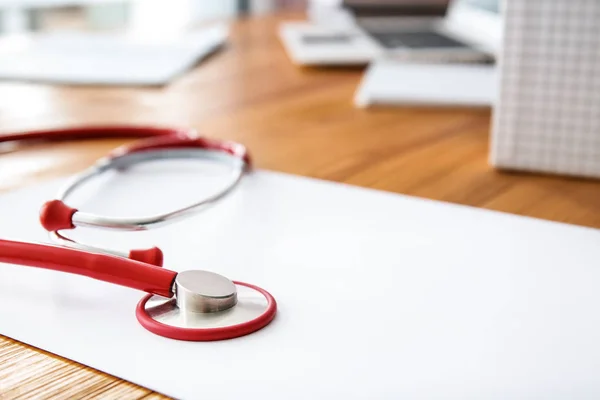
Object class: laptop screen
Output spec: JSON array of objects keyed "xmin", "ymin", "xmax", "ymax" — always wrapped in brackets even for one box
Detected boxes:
[{"xmin": 342, "ymin": 0, "xmax": 451, "ymax": 17}]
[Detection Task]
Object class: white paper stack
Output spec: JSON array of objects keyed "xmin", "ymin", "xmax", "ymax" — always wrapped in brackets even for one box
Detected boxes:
[
  {"xmin": 354, "ymin": 59, "xmax": 497, "ymax": 107},
  {"xmin": 0, "ymin": 23, "xmax": 228, "ymax": 86}
]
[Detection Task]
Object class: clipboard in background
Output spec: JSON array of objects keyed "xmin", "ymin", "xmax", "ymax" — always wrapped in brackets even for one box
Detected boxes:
[
  {"xmin": 490, "ymin": 0, "xmax": 600, "ymax": 179},
  {"xmin": 0, "ymin": 23, "xmax": 228, "ymax": 86}
]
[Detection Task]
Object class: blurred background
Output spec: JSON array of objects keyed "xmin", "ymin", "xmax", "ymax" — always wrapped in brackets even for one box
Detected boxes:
[{"xmin": 0, "ymin": 0, "xmax": 308, "ymax": 33}]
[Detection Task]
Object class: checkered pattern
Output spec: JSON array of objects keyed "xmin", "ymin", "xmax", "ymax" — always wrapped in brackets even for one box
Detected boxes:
[{"xmin": 490, "ymin": 0, "xmax": 600, "ymax": 178}]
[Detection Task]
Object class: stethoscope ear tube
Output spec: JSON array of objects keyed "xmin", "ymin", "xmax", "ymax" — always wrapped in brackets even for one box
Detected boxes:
[
  {"xmin": 107, "ymin": 134, "xmax": 252, "ymax": 167},
  {"xmin": 25, "ymin": 127, "xmax": 251, "ymax": 263}
]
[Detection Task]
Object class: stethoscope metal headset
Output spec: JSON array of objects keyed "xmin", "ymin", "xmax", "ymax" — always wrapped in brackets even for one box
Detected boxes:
[{"xmin": 0, "ymin": 126, "xmax": 276, "ymax": 341}]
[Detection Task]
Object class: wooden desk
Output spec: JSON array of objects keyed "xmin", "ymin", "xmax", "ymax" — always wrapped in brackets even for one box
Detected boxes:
[{"xmin": 0, "ymin": 13, "xmax": 599, "ymax": 399}]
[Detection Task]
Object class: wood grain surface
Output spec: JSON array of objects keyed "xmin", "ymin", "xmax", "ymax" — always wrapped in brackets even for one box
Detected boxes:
[{"xmin": 0, "ymin": 12, "xmax": 599, "ymax": 399}]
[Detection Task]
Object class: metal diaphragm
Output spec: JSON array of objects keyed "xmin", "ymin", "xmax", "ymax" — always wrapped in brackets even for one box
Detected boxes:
[{"xmin": 136, "ymin": 280, "xmax": 277, "ymax": 341}]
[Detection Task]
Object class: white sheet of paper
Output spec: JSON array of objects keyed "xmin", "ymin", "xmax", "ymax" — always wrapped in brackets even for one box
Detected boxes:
[
  {"xmin": 0, "ymin": 24, "xmax": 228, "ymax": 86},
  {"xmin": 354, "ymin": 59, "xmax": 498, "ymax": 107},
  {"xmin": 0, "ymin": 165, "xmax": 599, "ymax": 399}
]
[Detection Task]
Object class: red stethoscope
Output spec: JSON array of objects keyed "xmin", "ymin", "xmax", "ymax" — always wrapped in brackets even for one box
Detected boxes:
[{"xmin": 0, "ymin": 126, "xmax": 276, "ymax": 341}]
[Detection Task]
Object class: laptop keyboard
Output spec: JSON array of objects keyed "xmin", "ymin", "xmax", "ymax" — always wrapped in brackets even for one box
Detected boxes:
[
  {"xmin": 301, "ymin": 34, "xmax": 357, "ymax": 44},
  {"xmin": 367, "ymin": 31, "xmax": 469, "ymax": 49}
]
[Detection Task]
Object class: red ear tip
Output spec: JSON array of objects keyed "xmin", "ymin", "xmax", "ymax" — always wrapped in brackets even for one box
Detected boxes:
[
  {"xmin": 243, "ymin": 153, "xmax": 252, "ymax": 168},
  {"xmin": 39, "ymin": 200, "xmax": 77, "ymax": 232},
  {"xmin": 129, "ymin": 247, "xmax": 164, "ymax": 267}
]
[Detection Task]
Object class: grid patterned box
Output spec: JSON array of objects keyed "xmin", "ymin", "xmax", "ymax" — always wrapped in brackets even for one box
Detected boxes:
[{"xmin": 490, "ymin": 0, "xmax": 600, "ymax": 179}]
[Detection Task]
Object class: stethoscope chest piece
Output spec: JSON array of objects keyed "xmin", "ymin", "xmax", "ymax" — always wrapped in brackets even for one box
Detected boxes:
[{"xmin": 136, "ymin": 270, "xmax": 277, "ymax": 341}]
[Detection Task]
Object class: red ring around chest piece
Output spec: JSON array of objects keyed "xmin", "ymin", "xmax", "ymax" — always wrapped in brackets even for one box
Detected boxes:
[{"xmin": 135, "ymin": 281, "xmax": 277, "ymax": 341}]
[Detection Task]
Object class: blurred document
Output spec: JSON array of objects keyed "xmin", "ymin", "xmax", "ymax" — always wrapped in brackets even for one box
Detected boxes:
[
  {"xmin": 0, "ymin": 23, "xmax": 228, "ymax": 86},
  {"xmin": 355, "ymin": 59, "xmax": 497, "ymax": 107}
]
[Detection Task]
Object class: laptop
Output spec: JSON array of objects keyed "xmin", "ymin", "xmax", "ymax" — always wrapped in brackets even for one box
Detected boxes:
[{"xmin": 278, "ymin": 0, "xmax": 502, "ymax": 66}]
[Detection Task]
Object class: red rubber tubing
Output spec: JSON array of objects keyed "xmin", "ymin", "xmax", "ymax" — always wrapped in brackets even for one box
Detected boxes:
[
  {"xmin": 0, "ymin": 125, "xmax": 194, "ymax": 145},
  {"xmin": 0, "ymin": 125, "xmax": 252, "ymax": 167},
  {"xmin": 109, "ymin": 135, "xmax": 252, "ymax": 166},
  {"xmin": 0, "ymin": 239, "xmax": 176, "ymax": 297}
]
